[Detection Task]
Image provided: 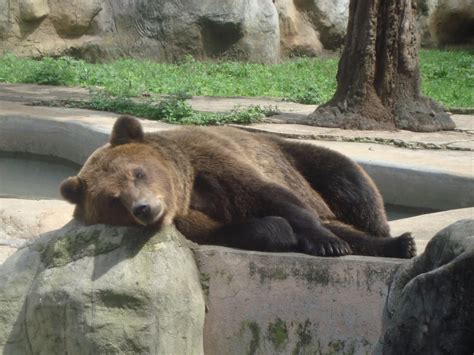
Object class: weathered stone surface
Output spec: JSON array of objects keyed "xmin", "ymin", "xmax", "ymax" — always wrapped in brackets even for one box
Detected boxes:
[
  {"xmin": 424, "ymin": 0, "xmax": 474, "ymax": 46},
  {"xmin": 1, "ymin": 0, "xmax": 471, "ymax": 60},
  {"xmin": 0, "ymin": 0, "xmax": 11, "ymax": 38},
  {"xmin": 275, "ymin": 0, "xmax": 323, "ymax": 57},
  {"xmin": 0, "ymin": 0, "xmax": 280, "ymax": 63},
  {"xmin": 48, "ymin": 0, "xmax": 102, "ymax": 37},
  {"xmin": 379, "ymin": 219, "xmax": 474, "ymax": 354},
  {"xmin": 0, "ymin": 222, "xmax": 205, "ymax": 354},
  {"xmin": 19, "ymin": 0, "xmax": 49, "ymax": 22},
  {"xmin": 100, "ymin": 0, "xmax": 280, "ymax": 63},
  {"xmin": 195, "ymin": 246, "xmax": 403, "ymax": 354}
]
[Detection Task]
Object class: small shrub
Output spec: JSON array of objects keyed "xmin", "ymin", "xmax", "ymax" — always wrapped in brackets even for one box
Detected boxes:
[{"xmin": 24, "ymin": 57, "xmax": 76, "ymax": 85}]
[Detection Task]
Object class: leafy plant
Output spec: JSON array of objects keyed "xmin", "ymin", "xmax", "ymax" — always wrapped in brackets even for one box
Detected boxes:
[
  {"xmin": 36, "ymin": 90, "xmax": 277, "ymax": 125},
  {"xmin": 23, "ymin": 57, "xmax": 77, "ymax": 85}
]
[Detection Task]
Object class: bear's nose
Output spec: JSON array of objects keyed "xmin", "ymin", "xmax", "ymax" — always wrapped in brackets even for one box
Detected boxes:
[{"xmin": 133, "ymin": 204, "xmax": 151, "ymax": 219}]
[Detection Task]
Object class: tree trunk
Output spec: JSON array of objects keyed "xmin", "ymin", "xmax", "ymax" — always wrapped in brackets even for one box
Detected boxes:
[{"xmin": 308, "ymin": 0, "xmax": 455, "ymax": 132}]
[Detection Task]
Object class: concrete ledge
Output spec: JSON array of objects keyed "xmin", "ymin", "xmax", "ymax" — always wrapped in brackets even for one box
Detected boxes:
[
  {"xmin": 361, "ymin": 161, "xmax": 473, "ymax": 210},
  {"xmin": 195, "ymin": 246, "xmax": 402, "ymax": 354}
]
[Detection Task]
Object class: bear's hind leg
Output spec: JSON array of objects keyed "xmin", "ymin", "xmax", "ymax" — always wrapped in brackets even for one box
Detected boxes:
[
  {"xmin": 322, "ymin": 220, "xmax": 416, "ymax": 258},
  {"xmin": 279, "ymin": 140, "xmax": 390, "ymax": 237}
]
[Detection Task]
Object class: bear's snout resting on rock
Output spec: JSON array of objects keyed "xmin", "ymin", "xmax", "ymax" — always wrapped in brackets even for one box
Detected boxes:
[{"xmin": 60, "ymin": 115, "xmax": 416, "ymax": 258}]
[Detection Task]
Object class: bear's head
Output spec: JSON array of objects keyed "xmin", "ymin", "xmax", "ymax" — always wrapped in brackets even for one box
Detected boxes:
[{"xmin": 60, "ymin": 116, "xmax": 176, "ymax": 229}]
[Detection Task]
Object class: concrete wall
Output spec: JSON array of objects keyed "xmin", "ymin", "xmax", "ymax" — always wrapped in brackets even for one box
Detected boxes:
[{"xmin": 195, "ymin": 246, "xmax": 403, "ymax": 354}]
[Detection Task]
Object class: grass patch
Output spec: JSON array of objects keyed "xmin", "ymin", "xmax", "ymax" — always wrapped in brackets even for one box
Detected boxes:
[
  {"xmin": 419, "ymin": 49, "xmax": 473, "ymax": 109},
  {"xmin": 0, "ymin": 49, "xmax": 472, "ymax": 109},
  {"xmin": 35, "ymin": 91, "xmax": 279, "ymax": 125}
]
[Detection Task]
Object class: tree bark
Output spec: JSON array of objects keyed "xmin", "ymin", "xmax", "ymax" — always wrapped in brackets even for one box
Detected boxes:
[{"xmin": 308, "ymin": 0, "xmax": 455, "ymax": 132}]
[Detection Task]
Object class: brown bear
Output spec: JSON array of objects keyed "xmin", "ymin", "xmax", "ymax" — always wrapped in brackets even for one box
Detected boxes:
[{"xmin": 60, "ymin": 115, "xmax": 416, "ymax": 258}]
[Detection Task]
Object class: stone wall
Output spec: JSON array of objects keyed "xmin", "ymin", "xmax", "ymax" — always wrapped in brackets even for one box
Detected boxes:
[
  {"xmin": 1, "ymin": 0, "xmax": 470, "ymax": 62},
  {"xmin": 0, "ymin": 0, "xmax": 280, "ymax": 63}
]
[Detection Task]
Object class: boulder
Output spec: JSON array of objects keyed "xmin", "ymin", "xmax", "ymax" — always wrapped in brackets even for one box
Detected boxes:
[
  {"xmin": 379, "ymin": 219, "xmax": 474, "ymax": 354},
  {"xmin": 428, "ymin": 0, "xmax": 474, "ymax": 46},
  {"xmin": 0, "ymin": 222, "xmax": 205, "ymax": 354},
  {"xmin": 275, "ymin": 0, "xmax": 324, "ymax": 57},
  {"xmin": 48, "ymin": 0, "xmax": 102, "ymax": 37},
  {"xmin": 19, "ymin": 0, "xmax": 49, "ymax": 22},
  {"xmin": 275, "ymin": 0, "xmax": 349, "ymax": 56}
]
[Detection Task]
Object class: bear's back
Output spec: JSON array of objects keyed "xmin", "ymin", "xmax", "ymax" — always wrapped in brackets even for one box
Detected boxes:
[{"xmin": 152, "ymin": 127, "xmax": 333, "ymax": 218}]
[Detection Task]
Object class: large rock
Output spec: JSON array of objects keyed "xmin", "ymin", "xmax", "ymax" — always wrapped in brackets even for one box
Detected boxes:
[
  {"xmin": 379, "ymin": 219, "xmax": 474, "ymax": 354},
  {"xmin": 1, "ymin": 0, "xmax": 472, "ymax": 60},
  {"xmin": 275, "ymin": 0, "xmax": 324, "ymax": 57},
  {"xmin": 48, "ymin": 0, "xmax": 102, "ymax": 37},
  {"xmin": 0, "ymin": 222, "xmax": 205, "ymax": 354},
  {"xmin": 19, "ymin": 0, "xmax": 49, "ymax": 22},
  {"xmin": 0, "ymin": 0, "xmax": 280, "ymax": 63},
  {"xmin": 426, "ymin": 0, "xmax": 474, "ymax": 46}
]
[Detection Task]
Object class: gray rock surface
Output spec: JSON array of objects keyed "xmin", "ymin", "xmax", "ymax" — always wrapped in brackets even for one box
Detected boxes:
[
  {"xmin": 0, "ymin": 222, "xmax": 205, "ymax": 354},
  {"xmin": 418, "ymin": 0, "xmax": 474, "ymax": 46},
  {"xmin": 19, "ymin": 0, "xmax": 49, "ymax": 22},
  {"xmin": 1, "ymin": 0, "xmax": 472, "ymax": 61},
  {"xmin": 0, "ymin": 0, "xmax": 280, "ymax": 63},
  {"xmin": 379, "ymin": 219, "xmax": 474, "ymax": 354}
]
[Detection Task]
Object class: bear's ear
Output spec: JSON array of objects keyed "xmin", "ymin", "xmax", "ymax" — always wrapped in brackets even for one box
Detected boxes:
[
  {"xmin": 110, "ymin": 115, "xmax": 144, "ymax": 146},
  {"xmin": 60, "ymin": 176, "xmax": 84, "ymax": 204}
]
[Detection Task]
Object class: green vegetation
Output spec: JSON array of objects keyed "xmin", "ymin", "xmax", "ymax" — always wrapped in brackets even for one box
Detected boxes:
[
  {"xmin": 0, "ymin": 49, "xmax": 471, "ymax": 116},
  {"xmin": 37, "ymin": 91, "xmax": 279, "ymax": 125},
  {"xmin": 267, "ymin": 318, "xmax": 289, "ymax": 350},
  {"xmin": 418, "ymin": 49, "xmax": 473, "ymax": 109}
]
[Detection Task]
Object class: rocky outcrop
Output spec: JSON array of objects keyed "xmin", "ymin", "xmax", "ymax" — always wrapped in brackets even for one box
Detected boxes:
[
  {"xmin": 0, "ymin": 222, "xmax": 205, "ymax": 354},
  {"xmin": 1, "ymin": 0, "xmax": 470, "ymax": 62},
  {"xmin": 0, "ymin": 0, "xmax": 349, "ymax": 61},
  {"xmin": 379, "ymin": 219, "xmax": 474, "ymax": 354},
  {"xmin": 0, "ymin": 0, "xmax": 280, "ymax": 63},
  {"xmin": 19, "ymin": 0, "xmax": 49, "ymax": 22},
  {"xmin": 425, "ymin": 0, "xmax": 474, "ymax": 46},
  {"xmin": 277, "ymin": 0, "xmax": 321, "ymax": 57}
]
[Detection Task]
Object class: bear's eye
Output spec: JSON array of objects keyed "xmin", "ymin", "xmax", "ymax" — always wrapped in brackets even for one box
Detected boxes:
[{"xmin": 133, "ymin": 168, "xmax": 146, "ymax": 180}]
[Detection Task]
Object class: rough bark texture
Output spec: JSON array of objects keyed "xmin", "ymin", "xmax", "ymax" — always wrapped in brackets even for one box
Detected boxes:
[{"xmin": 308, "ymin": 0, "xmax": 455, "ymax": 132}]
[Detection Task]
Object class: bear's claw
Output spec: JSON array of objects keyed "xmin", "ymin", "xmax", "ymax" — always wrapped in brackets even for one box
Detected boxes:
[{"xmin": 299, "ymin": 237, "xmax": 352, "ymax": 257}]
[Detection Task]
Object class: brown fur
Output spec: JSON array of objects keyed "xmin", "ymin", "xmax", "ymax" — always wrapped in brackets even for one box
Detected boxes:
[{"xmin": 60, "ymin": 115, "xmax": 416, "ymax": 258}]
